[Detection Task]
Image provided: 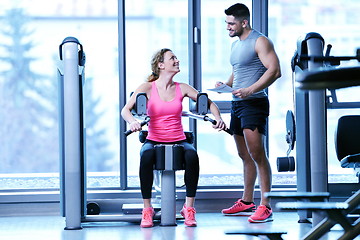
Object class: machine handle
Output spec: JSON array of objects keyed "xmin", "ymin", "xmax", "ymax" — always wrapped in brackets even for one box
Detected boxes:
[
  {"xmin": 203, "ymin": 116, "xmax": 233, "ymax": 135},
  {"xmin": 182, "ymin": 111, "xmax": 233, "ymax": 135},
  {"xmin": 124, "ymin": 116, "xmax": 150, "ymax": 136}
]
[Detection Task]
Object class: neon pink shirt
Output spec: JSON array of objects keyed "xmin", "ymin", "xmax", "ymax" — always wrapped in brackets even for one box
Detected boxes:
[{"xmin": 146, "ymin": 81, "xmax": 186, "ymax": 142}]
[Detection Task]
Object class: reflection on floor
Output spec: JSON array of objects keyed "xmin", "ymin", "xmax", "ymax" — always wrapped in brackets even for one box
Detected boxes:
[{"xmin": 0, "ymin": 212, "xmax": 357, "ymax": 240}]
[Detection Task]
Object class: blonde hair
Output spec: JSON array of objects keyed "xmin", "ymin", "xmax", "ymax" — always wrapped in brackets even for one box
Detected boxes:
[{"xmin": 147, "ymin": 48, "xmax": 172, "ymax": 82}]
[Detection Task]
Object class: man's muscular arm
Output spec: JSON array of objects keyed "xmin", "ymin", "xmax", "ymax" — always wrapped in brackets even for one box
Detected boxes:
[{"xmin": 232, "ymin": 37, "xmax": 281, "ymax": 99}]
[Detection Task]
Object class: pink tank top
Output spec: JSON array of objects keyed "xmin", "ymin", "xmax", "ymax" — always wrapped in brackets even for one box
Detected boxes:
[{"xmin": 147, "ymin": 81, "xmax": 186, "ymax": 142}]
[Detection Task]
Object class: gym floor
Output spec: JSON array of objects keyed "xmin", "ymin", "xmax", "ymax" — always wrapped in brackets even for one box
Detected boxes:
[{"xmin": 0, "ymin": 211, "xmax": 357, "ymax": 240}]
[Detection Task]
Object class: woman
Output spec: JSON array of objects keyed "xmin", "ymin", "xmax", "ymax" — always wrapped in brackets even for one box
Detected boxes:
[{"xmin": 121, "ymin": 48, "xmax": 226, "ymax": 228}]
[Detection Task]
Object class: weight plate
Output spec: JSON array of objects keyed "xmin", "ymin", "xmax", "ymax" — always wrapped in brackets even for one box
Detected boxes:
[
  {"xmin": 87, "ymin": 202, "xmax": 100, "ymax": 215},
  {"xmin": 286, "ymin": 110, "xmax": 296, "ymax": 150}
]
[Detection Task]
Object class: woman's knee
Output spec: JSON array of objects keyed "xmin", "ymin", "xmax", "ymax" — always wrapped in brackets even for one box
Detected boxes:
[
  {"xmin": 140, "ymin": 148, "xmax": 155, "ymax": 168},
  {"xmin": 184, "ymin": 150, "xmax": 199, "ymax": 169}
]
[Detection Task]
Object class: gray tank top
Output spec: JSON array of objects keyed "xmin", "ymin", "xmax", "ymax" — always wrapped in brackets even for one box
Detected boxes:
[{"xmin": 230, "ymin": 29, "xmax": 267, "ymax": 101}]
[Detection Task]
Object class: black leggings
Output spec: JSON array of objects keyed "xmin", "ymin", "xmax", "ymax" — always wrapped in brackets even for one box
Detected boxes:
[{"xmin": 139, "ymin": 140, "xmax": 199, "ymax": 199}]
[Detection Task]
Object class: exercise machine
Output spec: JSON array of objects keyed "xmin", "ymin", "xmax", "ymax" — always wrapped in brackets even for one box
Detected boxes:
[
  {"xmin": 272, "ymin": 33, "xmax": 360, "ymax": 239},
  {"xmin": 124, "ymin": 92, "xmax": 232, "ymax": 226},
  {"xmin": 58, "ymin": 36, "xmax": 231, "ymax": 229},
  {"xmin": 58, "ymin": 36, "xmax": 87, "ymax": 230},
  {"xmin": 276, "ymin": 67, "xmax": 360, "ymax": 239},
  {"xmin": 59, "ymin": 37, "xmax": 147, "ymax": 229}
]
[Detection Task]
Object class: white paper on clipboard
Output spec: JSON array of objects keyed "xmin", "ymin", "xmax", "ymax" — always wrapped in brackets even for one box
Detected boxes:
[{"xmin": 207, "ymin": 84, "xmax": 234, "ymax": 93}]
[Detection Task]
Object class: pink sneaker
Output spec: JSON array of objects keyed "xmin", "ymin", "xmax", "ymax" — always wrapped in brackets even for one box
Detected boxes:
[
  {"xmin": 140, "ymin": 207, "xmax": 155, "ymax": 228},
  {"xmin": 180, "ymin": 204, "xmax": 197, "ymax": 227},
  {"xmin": 248, "ymin": 205, "xmax": 273, "ymax": 223},
  {"xmin": 221, "ymin": 199, "xmax": 256, "ymax": 215}
]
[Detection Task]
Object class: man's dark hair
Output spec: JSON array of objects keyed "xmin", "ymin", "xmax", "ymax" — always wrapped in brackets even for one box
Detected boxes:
[{"xmin": 224, "ymin": 3, "xmax": 250, "ymax": 21}]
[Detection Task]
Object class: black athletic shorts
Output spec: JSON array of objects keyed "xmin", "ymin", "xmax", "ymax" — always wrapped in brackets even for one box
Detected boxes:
[{"xmin": 230, "ymin": 97, "xmax": 269, "ymax": 136}]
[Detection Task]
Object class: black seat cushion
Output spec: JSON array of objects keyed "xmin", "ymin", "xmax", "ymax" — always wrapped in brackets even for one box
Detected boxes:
[
  {"xmin": 139, "ymin": 130, "xmax": 194, "ymax": 144},
  {"xmin": 297, "ymin": 66, "xmax": 360, "ymax": 90},
  {"xmin": 335, "ymin": 115, "xmax": 360, "ymax": 163}
]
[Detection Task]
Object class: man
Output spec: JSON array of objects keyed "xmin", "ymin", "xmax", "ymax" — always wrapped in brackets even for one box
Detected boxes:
[{"xmin": 219, "ymin": 3, "xmax": 281, "ymax": 223}]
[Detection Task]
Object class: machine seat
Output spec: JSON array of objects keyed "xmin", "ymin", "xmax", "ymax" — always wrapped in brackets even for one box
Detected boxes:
[
  {"xmin": 139, "ymin": 130, "xmax": 194, "ymax": 144},
  {"xmin": 296, "ymin": 66, "xmax": 360, "ymax": 90}
]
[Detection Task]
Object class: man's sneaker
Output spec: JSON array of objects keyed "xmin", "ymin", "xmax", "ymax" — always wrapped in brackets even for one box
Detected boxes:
[
  {"xmin": 248, "ymin": 205, "xmax": 273, "ymax": 223},
  {"xmin": 221, "ymin": 199, "xmax": 256, "ymax": 215},
  {"xmin": 140, "ymin": 207, "xmax": 155, "ymax": 228},
  {"xmin": 180, "ymin": 204, "xmax": 197, "ymax": 227}
]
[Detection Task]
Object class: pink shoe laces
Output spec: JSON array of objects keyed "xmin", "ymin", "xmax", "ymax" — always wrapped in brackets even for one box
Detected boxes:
[
  {"xmin": 230, "ymin": 199, "xmax": 244, "ymax": 209},
  {"xmin": 184, "ymin": 207, "xmax": 196, "ymax": 221},
  {"xmin": 142, "ymin": 208, "xmax": 154, "ymax": 222}
]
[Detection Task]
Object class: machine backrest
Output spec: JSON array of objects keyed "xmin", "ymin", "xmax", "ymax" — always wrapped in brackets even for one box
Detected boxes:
[{"xmin": 335, "ymin": 115, "xmax": 360, "ymax": 161}]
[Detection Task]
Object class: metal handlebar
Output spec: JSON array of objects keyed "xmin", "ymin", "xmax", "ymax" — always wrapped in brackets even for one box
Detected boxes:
[
  {"xmin": 182, "ymin": 111, "xmax": 233, "ymax": 135},
  {"xmin": 124, "ymin": 116, "xmax": 150, "ymax": 136},
  {"xmin": 124, "ymin": 113, "xmax": 233, "ymax": 137}
]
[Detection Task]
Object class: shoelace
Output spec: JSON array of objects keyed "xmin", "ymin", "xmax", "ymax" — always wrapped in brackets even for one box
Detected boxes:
[
  {"xmin": 231, "ymin": 200, "xmax": 244, "ymax": 209},
  {"xmin": 254, "ymin": 206, "xmax": 270, "ymax": 217},
  {"xmin": 184, "ymin": 207, "xmax": 196, "ymax": 220},
  {"xmin": 142, "ymin": 210, "xmax": 153, "ymax": 222}
]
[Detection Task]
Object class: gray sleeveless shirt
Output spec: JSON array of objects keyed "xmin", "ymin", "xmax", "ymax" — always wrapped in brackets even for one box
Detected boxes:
[{"xmin": 230, "ymin": 29, "xmax": 267, "ymax": 101}]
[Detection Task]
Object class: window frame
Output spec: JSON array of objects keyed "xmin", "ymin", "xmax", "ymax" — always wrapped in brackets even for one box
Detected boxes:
[{"xmin": 1, "ymin": 0, "xmax": 358, "ymax": 205}]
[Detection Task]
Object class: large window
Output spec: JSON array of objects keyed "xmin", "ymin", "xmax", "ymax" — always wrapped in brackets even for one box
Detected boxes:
[
  {"xmin": 199, "ymin": 0, "xmax": 360, "ymax": 186},
  {"xmin": 0, "ymin": 0, "xmax": 120, "ymax": 189},
  {"xmin": 268, "ymin": 0, "xmax": 360, "ymax": 183},
  {"xmin": 1, "ymin": 0, "xmax": 359, "ymax": 192},
  {"xmin": 198, "ymin": 0, "xmax": 252, "ymax": 186},
  {"xmin": 124, "ymin": 0, "xmax": 189, "ymax": 187}
]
